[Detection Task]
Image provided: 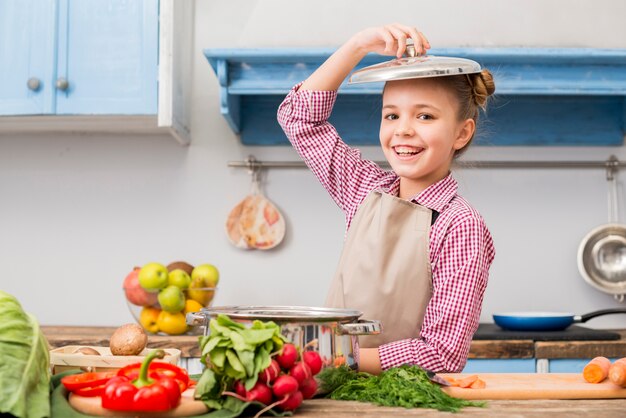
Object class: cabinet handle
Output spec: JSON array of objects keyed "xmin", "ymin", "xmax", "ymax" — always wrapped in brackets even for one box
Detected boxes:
[
  {"xmin": 56, "ymin": 78, "xmax": 69, "ymax": 91},
  {"xmin": 27, "ymin": 77, "xmax": 41, "ymax": 91}
]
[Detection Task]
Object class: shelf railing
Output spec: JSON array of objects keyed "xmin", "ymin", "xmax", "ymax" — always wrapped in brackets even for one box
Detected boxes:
[{"xmin": 228, "ymin": 155, "xmax": 624, "ymax": 180}]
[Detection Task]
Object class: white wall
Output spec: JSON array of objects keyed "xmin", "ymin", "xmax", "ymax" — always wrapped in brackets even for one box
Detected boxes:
[{"xmin": 2, "ymin": 0, "xmax": 626, "ymax": 330}]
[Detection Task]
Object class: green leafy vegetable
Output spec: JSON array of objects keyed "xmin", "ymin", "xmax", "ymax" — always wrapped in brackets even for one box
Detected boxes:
[
  {"xmin": 318, "ymin": 364, "xmax": 485, "ymax": 413},
  {"xmin": 0, "ymin": 290, "xmax": 51, "ymax": 418},
  {"xmin": 195, "ymin": 314, "xmax": 288, "ymax": 416}
]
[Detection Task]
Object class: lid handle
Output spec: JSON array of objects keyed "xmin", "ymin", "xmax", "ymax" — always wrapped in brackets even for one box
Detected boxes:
[{"xmin": 405, "ymin": 44, "xmax": 417, "ymax": 58}]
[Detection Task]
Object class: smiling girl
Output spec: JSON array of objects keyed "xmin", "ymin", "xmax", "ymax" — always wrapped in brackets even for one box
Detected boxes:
[{"xmin": 278, "ymin": 23, "xmax": 496, "ymax": 374}]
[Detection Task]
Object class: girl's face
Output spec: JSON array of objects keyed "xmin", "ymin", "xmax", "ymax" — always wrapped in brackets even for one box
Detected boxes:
[{"xmin": 380, "ymin": 78, "xmax": 474, "ymax": 198}]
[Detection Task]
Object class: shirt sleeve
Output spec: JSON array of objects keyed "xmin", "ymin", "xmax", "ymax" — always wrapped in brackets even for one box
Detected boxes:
[
  {"xmin": 277, "ymin": 83, "xmax": 392, "ymax": 221},
  {"xmin": 378, "ymin": 215, "xmax": 495, "ymax": 373}
]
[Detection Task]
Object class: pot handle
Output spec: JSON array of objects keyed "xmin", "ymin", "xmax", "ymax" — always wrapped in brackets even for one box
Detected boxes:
[
  {"xmin": 186, "ymin": 312, "xmax": 208, "ymax": 327},
  {"xmin": 337, "ymin": 319, "xmax": 382, "ymax": 336}
]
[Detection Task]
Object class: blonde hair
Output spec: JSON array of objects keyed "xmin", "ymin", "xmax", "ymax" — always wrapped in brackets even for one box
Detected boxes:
[{"xmin": 439, "ymin": 69, "xmax": 496, "ymax": 156}]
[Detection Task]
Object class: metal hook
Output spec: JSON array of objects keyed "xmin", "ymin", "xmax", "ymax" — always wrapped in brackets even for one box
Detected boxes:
[
  {"xmin": 605, "ymin": 155, "xmax": 619, "ymax": 181},
  {"xmin": 245, "ymin": 155, "xmax": 261, "ymax": 195}
]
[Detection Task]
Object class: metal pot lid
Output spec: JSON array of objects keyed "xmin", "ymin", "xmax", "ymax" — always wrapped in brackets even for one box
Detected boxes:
[
  {"xmin": 201, "ymin": 305, "xmax": 363, "ymax": 322},
  {"xmin": 578, "ymin": 223, "xmax": 626, "ymax": 298},
  {"xmin": 349, "ymin": 45, "xmax": 481, "ymax": 84}
]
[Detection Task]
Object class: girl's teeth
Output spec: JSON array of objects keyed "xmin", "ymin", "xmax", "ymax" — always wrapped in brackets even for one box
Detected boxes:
[{"xmin": 395, "ymin": 146, "xmax": 421, "ymax": 155}]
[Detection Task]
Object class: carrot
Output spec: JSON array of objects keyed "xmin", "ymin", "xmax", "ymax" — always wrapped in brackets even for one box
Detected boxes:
[
  {"xmin": 608, "ymin": 358, "xmax": 626, "ymax": 387},
  {"xmin": 457, "ymin": 374, "xmax": 479, "ymax": 388},
  {"xmin": 444, "ymin": 377, "xmax": 459, "ymax": 386},
  {"xmin": 469, "ymin": 378, "xmax": 486, "ymax": 389},
  {"xmin": 583, "ymin": 356, "xmax": 611, "ymax": 383},
  {"xmin": 333, "ymin": 355, "xmax": 346, "ymax": 367}
]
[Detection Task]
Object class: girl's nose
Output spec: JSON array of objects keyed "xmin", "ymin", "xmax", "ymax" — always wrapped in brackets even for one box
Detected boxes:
[{"xmin": 394, "ymin": 122, "xmax": 415, "ymax": 137}]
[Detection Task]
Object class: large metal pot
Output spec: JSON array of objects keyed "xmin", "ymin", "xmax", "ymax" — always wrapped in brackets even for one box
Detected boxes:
[{"xmin": 186, "ymin": 305, "xmax": 381, "ymax": 371}]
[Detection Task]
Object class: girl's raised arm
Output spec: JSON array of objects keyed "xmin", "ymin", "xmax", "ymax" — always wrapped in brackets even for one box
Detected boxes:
[{"xmin": 299, "ymin": 23, "xmax": 430, "ymax": 92}]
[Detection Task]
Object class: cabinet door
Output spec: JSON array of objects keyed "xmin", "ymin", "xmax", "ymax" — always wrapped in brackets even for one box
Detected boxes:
[
  {"xmin": 0, "ymin": 0, "xmax": 56, "ymax": 115},
  {"xmin": 548, "ymin": 358, "xmax": 621, "ymax": 373},
  {"xmin": 55, "ymin": 0, "xmax": 158, "ymax": 115},
  {"xmin": 463, "ymin": 359, "xmax": 536, "ymax": 373}
]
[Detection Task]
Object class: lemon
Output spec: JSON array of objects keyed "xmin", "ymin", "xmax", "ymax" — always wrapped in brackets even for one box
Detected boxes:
[
  {"xmin": 184, "ymin": 299, "xmax": 204, "ymax": 314},
  {"xmin": 157, "ymin": 311, "xmax": 187, "ymax": 335},
  {"xmin": 139, "ymin": 307, "xmax": 161, "ymax": 334}
]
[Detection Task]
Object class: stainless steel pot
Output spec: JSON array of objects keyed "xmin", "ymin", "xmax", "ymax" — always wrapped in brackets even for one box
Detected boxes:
[{"xmin": 186, "ymin": 305, "xmax": 381, "ymax": 371}]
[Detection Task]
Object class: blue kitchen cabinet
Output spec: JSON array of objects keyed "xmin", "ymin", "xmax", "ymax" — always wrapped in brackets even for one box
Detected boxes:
[
  {"xmin": 548, "ymin": 358, "xmax": 621, "ymax": 373},
  {"xmin": 464, "ymin": 359, "xmax": 536, "ymax": 373},
  {"xmin": 0, "ymin": 0, "xmax": 158, "ymax": 116},
  {"xmin": 204, "ymin": 48, "xmax": 626, "ymax": 146}
]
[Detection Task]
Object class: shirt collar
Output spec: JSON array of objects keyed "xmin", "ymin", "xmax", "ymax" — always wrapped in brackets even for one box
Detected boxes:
[{"xmin": 401, "ymin": 173, "xmax": 458, "ymax": 212}]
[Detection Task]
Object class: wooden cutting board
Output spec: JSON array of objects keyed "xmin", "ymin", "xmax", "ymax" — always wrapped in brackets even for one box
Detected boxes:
[
  {"xmin": 69, "ymin": 388, "xmax": 208, "ymax": 417},
  {"xmin": 440, "ymin": 373, "xmax": 626, "ymax": 400}
]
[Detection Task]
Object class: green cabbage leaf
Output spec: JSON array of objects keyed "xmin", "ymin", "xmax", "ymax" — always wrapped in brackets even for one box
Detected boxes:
[{"xmin": 0, "ymin": 290, "xmax": 50, "ymax": 418}]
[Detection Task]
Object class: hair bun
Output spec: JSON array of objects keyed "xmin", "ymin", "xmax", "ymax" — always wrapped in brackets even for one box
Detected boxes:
[{"xmin": 469, "ymin": 69, "xmax": 495, "ymax": 109}]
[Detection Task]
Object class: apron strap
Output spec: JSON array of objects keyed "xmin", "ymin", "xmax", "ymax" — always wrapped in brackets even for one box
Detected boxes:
[{"xmin": 430, "ymin": 210, "xmax": 440, "ymax": 226}]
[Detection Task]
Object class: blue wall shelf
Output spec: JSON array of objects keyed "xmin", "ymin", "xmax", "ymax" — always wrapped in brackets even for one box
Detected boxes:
[{"xmin": 204, "ymin": 48, "xmax": 626, "ymax": 146}]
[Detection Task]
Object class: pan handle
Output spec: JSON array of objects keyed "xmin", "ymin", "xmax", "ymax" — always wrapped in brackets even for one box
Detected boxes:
[{"xmin": 578, "ymin": 308, "xmax": 626, "ymax": 323}]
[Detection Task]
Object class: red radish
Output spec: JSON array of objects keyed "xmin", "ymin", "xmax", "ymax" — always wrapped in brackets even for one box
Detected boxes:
[
  {"xmin": 299, "ymin": 377, "xmax": 318, "ymax": 399},
  {"xmin": 258, "ymin": 359, "xmax": 280, "ymax": 384},
  {"xmin": 272, "ymin": 375, "xmax": 299, "ymax": 397},
  {"xmin": 276, "ymin": 343, "xmax": 298, "ymax": 369},
  {"xmin": 246, "ymin": 381, "xmax": 272, "ymax": 405},
  {"xmin": 234, "ymin": 380, "xmax": 247, "ymax": 397},
  {"xmin": 279, "ymin": 390, "xmax": 303, "ymax": 411},
  {"xmin": 289, "ymin": 361, "xmax": 311, "ymax": 384},
  {"xmin": 302, "ymin": 351, "xmax": 323, "ymax": 375}
]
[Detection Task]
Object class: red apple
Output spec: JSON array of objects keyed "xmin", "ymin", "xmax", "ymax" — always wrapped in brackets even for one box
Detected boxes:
[{"xmin": 124, "ymin": 267, "xmax": 158, "ymax": 306}]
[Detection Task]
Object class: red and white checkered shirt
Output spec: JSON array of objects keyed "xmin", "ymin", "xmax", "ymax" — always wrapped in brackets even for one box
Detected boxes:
[{"xmin": 277, "ymin": 83, "xmax": 495, "ymax": 373}]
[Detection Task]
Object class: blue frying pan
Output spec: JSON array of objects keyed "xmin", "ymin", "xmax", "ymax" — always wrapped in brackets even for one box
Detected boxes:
[{"xmin": 493, "ymin": 308, "xmax": 626, "ymax": 331}]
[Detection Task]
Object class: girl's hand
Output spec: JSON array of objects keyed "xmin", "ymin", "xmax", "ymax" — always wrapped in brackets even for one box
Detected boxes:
[{"xmin": 351, "ymin": 23, "xmax": 430, "ymax": 58}]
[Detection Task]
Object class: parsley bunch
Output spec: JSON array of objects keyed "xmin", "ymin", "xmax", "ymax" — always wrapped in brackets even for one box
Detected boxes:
[{"xmin": 318, "ymin": 364, "xmax": 485, "ymax": 413}]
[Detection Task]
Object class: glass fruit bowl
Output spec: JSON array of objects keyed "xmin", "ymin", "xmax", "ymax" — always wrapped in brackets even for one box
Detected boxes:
[{"xmin": 123, "ymin": 286, "xmax": 218, "ymax": 336}]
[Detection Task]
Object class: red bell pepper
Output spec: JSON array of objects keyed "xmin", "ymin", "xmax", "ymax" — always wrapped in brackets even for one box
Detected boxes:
[
  {"xmin": 101, "ymin": 349, "xmax": 182, "ymax": 412},
  {"xmin": 61, "ymin": 372, "xmax": 115, "ymax": 397},
  {"xmin": 117, "ymin": 355, "xmax": 190, "ymax": 393}
]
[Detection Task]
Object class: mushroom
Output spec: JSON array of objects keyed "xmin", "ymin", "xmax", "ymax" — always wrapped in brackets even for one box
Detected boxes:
[{"xmin": 109, "ymin": 323, "xmax": 148, "ymax": 356}]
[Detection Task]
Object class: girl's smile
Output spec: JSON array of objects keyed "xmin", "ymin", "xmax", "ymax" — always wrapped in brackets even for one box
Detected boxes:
[{"xmin": 380, "ymin": 78, "xmax": 474, "ymax": 199}]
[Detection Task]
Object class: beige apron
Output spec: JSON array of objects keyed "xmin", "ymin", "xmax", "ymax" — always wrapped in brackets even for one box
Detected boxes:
[{"xmin": 325, "ymin": 190, "xmax": 433, "ymax": 348}]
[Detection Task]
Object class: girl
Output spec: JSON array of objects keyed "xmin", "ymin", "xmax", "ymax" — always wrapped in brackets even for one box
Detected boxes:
[{"xmin": 277, "ymin": 23, "xmax": 496, "ymax": 374}]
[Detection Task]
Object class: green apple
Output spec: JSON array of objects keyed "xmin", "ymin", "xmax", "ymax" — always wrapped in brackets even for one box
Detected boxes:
[
  {"xmin": 158, "ymin": 285, "xmax": 186, "ymax": 313},
  {"xmin": 168, "ymin": 269, "xmax": 191, "ymax": 289},
  {"xmin": 138, "ymin": 262, "xmax": 169, "ymax": 292},
  {"xmin": 191, "ymin": 264, "xmax": 220, "ymax": 287}
]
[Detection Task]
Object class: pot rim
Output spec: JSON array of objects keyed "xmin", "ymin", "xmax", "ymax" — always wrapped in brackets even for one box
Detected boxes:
[
  {"xmin": 578, "ymin": 223, "xmax": 626, "ymax": 296},
  {"xmin": 199, "ymin": 305, "xmax": 363, "ymax": 322}
]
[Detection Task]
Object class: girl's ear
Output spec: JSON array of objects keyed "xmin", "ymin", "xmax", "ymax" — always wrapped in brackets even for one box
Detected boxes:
[{"xmin": 453, "ymin": 118, "xmax": 475, "ymax": 150}]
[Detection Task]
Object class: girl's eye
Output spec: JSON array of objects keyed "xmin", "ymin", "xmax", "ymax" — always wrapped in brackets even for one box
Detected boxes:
[
  {"xmin": 418, "ymin": 114, "xmax": 433, "ymax": 120},
  {"xmin": 384, "ymin": 113, "xmax": 399, "ymax": 120}
]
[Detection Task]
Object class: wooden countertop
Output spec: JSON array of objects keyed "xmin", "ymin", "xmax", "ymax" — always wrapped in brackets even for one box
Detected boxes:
[
  {"xmin": 41, "ymin": 326, "xmax": 626, "ymax": 359},
  {"xmin": 296, "ymin": 399, "xmax": 626, "ymax": 417},
  {"xmin": 43, "ymin": 326, "xmax": 626, "ymax": 417}
]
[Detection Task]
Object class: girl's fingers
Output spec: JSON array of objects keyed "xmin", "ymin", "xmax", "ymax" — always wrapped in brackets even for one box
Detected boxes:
[
  {"xmin": 378, "ymin": 27, "xmax": 395, "ymax": 54},
  {"xmin": 418, "ymin": 31, "xmax": 431, "ymax": 51},
  {"xmin": 389, "ymin": 23, "xmax": 425, "ymax": 56},
  {"xmin": 386, "ymin": 25, "xmax": 408, "ymax": 58}
]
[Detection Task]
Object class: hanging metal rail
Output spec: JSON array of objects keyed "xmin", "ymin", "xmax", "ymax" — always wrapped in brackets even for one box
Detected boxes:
[{"xmin": 228, "ymin": 155, "xmax": 624, "ymax": 179}]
